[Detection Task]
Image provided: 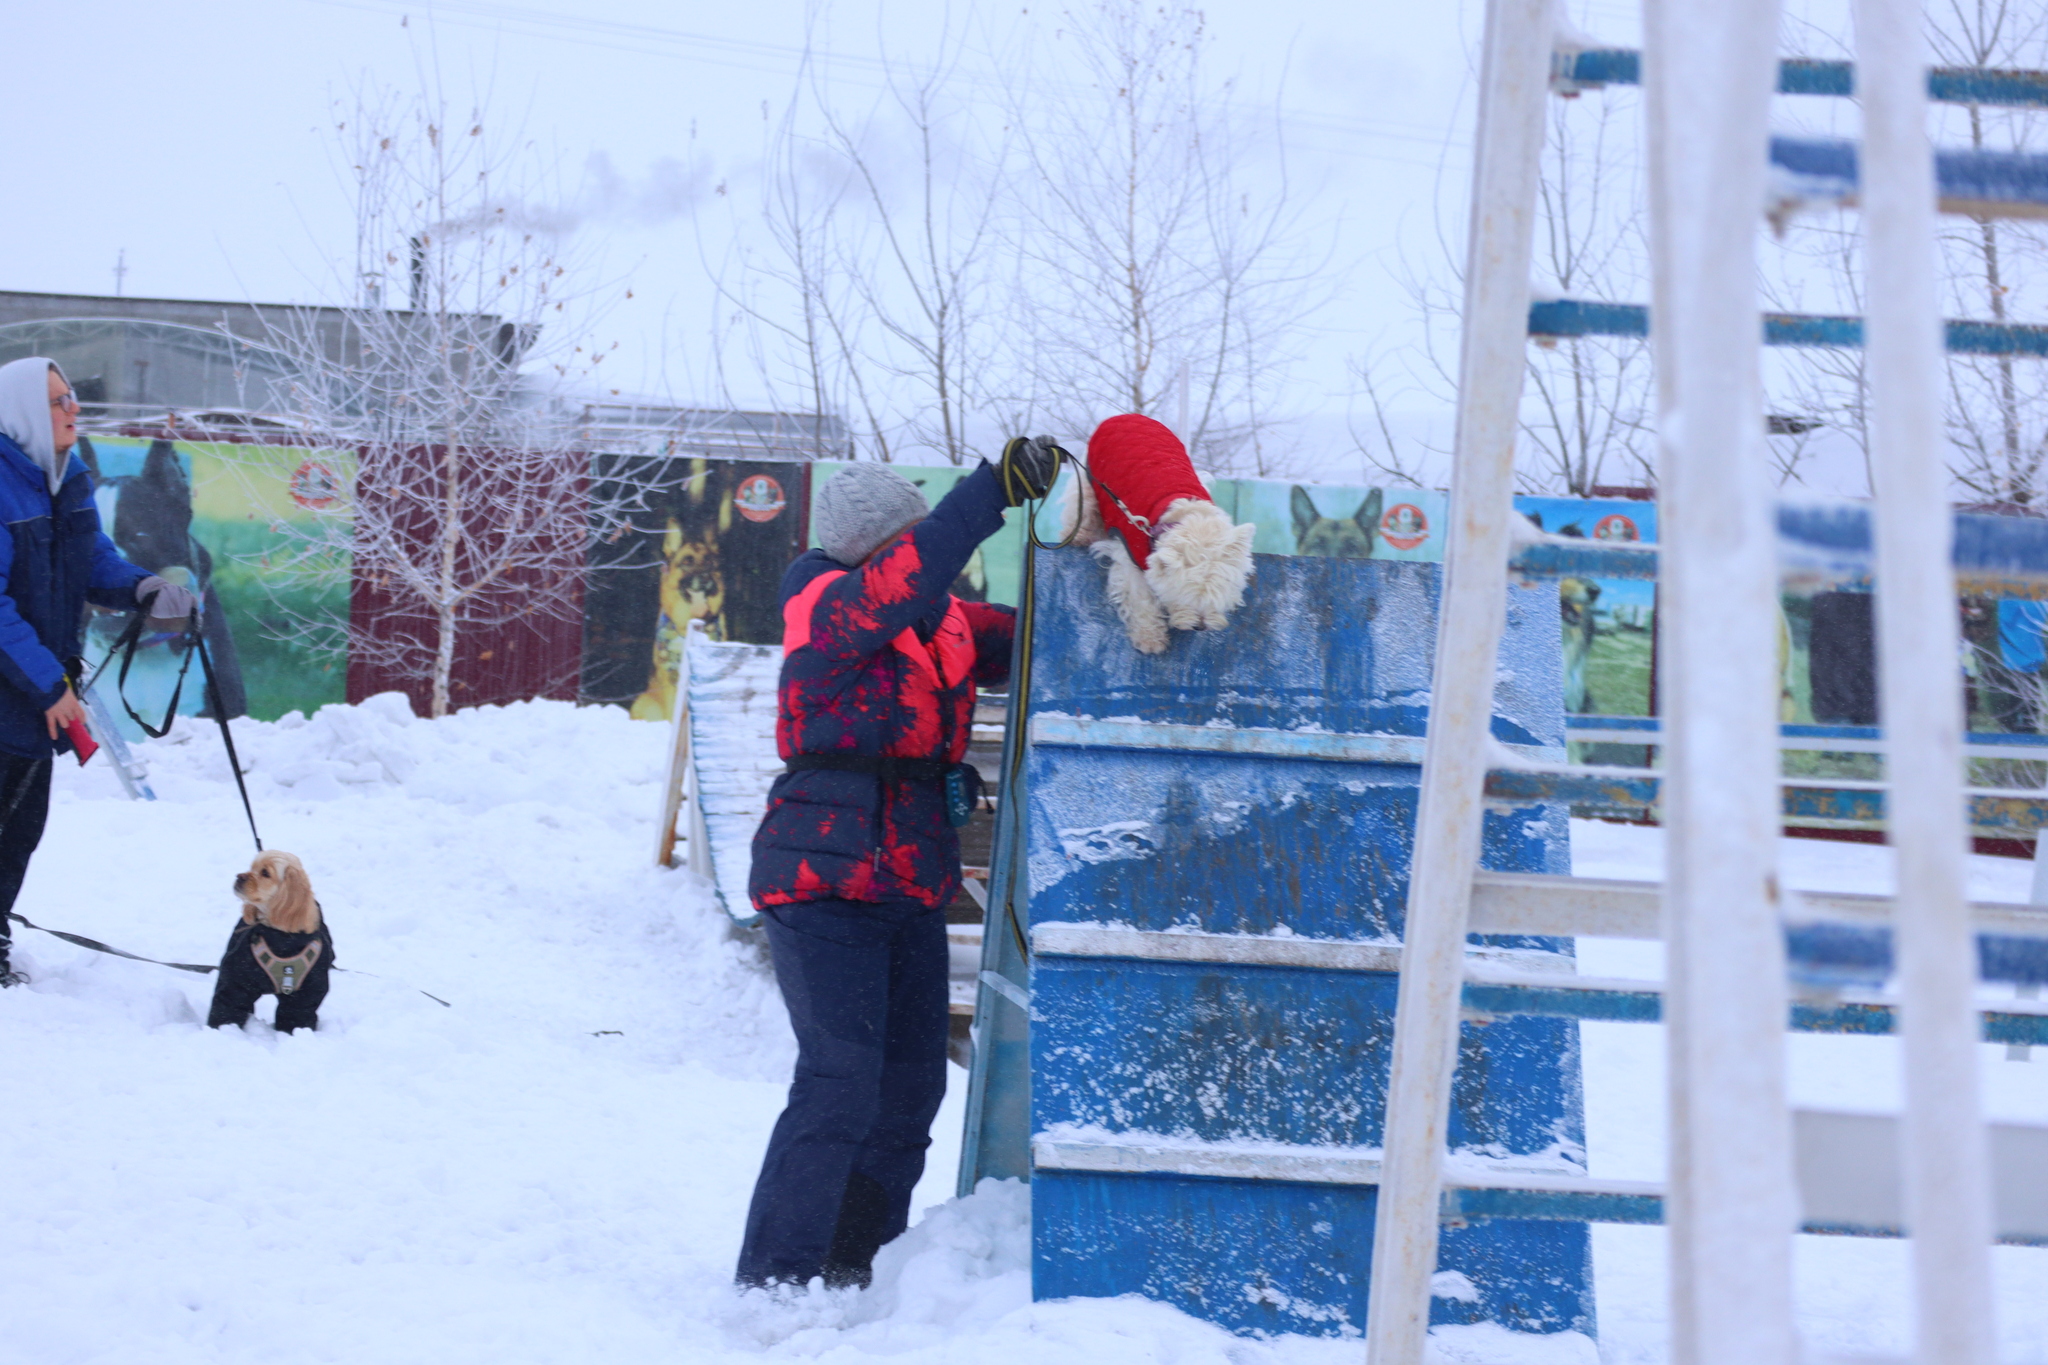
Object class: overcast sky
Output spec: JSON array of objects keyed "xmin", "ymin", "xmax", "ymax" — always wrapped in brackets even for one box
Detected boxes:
[{"xmin": 12, "ymin": 0, "xmax": 1890, "ymax": 489}]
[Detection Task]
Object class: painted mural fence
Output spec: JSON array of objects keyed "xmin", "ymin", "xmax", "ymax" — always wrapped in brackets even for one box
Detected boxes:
[{"xmin": 77, "ymin": 433, "xmax": 349, "ymax": 735}]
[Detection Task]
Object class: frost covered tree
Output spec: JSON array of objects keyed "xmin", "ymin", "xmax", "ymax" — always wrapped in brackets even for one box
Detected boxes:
[
  {"xmin": 1929, "ymin": 0, "xmax": 2048, "ymax": 503},
  {"xmin": 1769, "ymin": 0, "xmax": 2048, "ymax": 500},
  {"xmin": 256, "ymin": 83, "xmax": 632, "ymax": 718},
  {"xmin": 703, "ymin": 85, "xmax": 878, "ymax": 461},
  {"xmin": 1353, "ymin": 79, "xmax": 1654, "ymax": 494},
  {"xmin": 714, "ymin": 1, "xmax": 1317, "ymax": 473},
  {"xmin": 1006, "ymin": 0, "xmax": 1319, "ymax": 475}
]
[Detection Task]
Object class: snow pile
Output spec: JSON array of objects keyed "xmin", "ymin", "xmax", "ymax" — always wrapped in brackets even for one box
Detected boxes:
[
  {"xmin": 4, "ymin": 694, "xmax": 2043, "ymax": 1363},
  {"xmin": 0, "ymin": 696, "xmax": 1348, "ymax": 1365}
]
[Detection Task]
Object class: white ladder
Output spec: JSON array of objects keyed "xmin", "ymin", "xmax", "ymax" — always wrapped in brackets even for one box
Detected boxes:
[{"xmin": 1364, "ymin": 3, "xmax": 2027, "ymax": 1363}]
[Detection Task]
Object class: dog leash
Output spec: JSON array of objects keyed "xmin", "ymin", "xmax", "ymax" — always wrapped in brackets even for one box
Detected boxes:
[
  {"xmin": 87, "ymin": 608, "xmax": 263, "ymax": 852},
  {"xmin": 985, "ymin": 442, "xmax": 1093, "ymax": 969},
  {"xmin": 6, "ymin": 910, "xmax": 214, "ymax": 973},
  {"xmin": 2, "ymin": 911, "xmax": 452, "ymax": 1006},
  {"xmin": 19, "ymin": 611, "xmax": 451, "ymax": 1005}
]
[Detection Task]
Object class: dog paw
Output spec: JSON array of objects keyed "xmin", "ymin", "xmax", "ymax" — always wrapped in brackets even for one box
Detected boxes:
[{"xmin": 1127, "ymin": 616, "xmax": 1171, "ymax": 652}]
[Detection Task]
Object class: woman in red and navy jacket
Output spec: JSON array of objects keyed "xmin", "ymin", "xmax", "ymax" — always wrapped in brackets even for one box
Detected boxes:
[{"xmin": 736, "ymin": 441, "xmax": 1057, "ymax": 1292}]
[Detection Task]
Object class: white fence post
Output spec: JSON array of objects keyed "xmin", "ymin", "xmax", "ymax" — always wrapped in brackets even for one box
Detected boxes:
[
  {"xmin": 1361, "ymin": 0, "xmax": 1550, "ymax": 1359},
  {"xmin": 1643, "ymin": 2, "xmax": 1799, "ymax": 1363},
  {"xmin": 1855, "ymin": 2, "xmax": 2001, "ymax": 1359}
]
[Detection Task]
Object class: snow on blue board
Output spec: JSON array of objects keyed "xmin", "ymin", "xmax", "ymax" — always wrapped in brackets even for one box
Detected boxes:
[{"xmin": 965, "ymin": 548, "xmax": 1591, "ymax": 1340}]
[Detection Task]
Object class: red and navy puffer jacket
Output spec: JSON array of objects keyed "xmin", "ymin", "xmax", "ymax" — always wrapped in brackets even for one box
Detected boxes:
[{"xmin": 749, "ymin": 463, "xmax": 1017, "ymax": 911}]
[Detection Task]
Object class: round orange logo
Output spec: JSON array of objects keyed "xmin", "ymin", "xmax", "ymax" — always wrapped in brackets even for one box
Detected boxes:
[
  {"xmin": 1593, "ymin": 513, "xmax": 1640, "ymax": 541},
  {"xmin": 290, "ymin": 460, "xmax": 340, "ymax": 510},
  {"xmin": 1379, "ymin": 502, "xmax": 1430, "ymax": 551},
  {"xmin": 733, "ymin": 474, "xmax": 786, "ymax": 523}
]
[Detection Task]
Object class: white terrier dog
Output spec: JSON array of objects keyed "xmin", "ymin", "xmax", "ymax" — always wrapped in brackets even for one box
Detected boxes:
[{"xmin": 1061, "ymin": 414, "xmax": 1256, "ymax": 654}]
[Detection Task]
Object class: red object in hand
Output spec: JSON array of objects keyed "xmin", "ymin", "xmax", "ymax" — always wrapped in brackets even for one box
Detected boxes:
[{"xmin": 64, "ymin": 716, "xmax": 97, "ymax": 766}]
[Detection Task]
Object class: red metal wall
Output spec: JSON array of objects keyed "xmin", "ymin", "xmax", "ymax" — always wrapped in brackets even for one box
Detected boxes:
[{"xmin": 346, "ymin": 446, "xmax": 587, "ymax": 715}]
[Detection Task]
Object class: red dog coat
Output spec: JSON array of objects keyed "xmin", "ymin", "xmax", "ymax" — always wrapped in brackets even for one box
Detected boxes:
[{"xmin": 1084, "ymin": 415, "xmax": 1211, "ymax": 570}]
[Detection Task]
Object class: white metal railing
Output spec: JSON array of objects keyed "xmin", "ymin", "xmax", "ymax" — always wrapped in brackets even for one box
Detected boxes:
[{"xmin": 1362, "ymin": 2, "xmax": 2024, "ymax": 1362}]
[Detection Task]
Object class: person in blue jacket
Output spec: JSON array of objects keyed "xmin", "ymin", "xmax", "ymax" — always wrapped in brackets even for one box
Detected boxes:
[
  {"xmin": 0, "ymin": 358, "xmax": 199, "ymax": 985},
  {"xmin": 736, "ymin": 439, "xmax": 1059, "ymax": 1292}
]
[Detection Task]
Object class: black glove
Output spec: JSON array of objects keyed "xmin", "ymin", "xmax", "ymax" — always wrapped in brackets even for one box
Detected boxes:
[
  {"xmin": 997, "ymin": 435, "xmax": 1065, "ymax": 506},
  {"xmin": 135, "ymin": 574, "xmax": 200, "ymax": 626}
]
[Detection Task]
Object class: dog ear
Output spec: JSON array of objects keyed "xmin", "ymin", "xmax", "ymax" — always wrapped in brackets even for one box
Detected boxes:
[
  {"xmin": 271, "ymin": 858, "xmax": 319, "ymax": 934},
  {"xmin": 1290, "ymin": 487, "xmax": 1319, "ymax": 541},
  {"xmin": 1353, "ymin": 488, "xmax": 1383, "ymax": 538}
]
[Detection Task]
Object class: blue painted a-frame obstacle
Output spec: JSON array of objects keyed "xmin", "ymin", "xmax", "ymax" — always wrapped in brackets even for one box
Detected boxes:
[{"xmin": 961, "ymin": 548, "xmax": 1593, "ymax": 1339}]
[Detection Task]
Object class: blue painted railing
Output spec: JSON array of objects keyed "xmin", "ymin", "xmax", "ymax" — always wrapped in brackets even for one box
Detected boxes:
[
  {"xmin": 1770, "ymin": 136, "xmax": 2048, "ymax": 215},
  {"xmin": 1527, "ymin": 298, "xmax": 2048, "ymax": 357},
  {"xmin": 1557, "ymin": 49, "xmax": 2048, "ymax": 107},
  {"xmin": 1564, "ymin": 715, "xmax": 2048, "ymax": 749}
]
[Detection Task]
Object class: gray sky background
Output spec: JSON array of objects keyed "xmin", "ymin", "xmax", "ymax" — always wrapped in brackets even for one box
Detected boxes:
[{"xmin": 11, "ymin": 0, "xmax": 1891, "ymax": 490}]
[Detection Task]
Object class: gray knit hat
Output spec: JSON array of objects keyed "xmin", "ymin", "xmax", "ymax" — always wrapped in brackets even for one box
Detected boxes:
[{"xmin": 815, "ymin": 463, "xmax": 930, "ymax": 565}]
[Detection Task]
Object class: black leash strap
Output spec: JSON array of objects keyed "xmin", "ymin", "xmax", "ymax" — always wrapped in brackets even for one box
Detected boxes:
[
  {"xmin": 94, "ymin": 610, "xmax": 196, "ymax": 741},
  {"xmin": 193, "ymin": 626, "xmax": 262, "ymax": 853},
  {"xmin": 7, "ymin": 910, "xmax": 215, "ymax": 972},
  {"xmin": 88, "ymin": 609, "xmax": 262, "ymax": 852},
  {"xmin": 4, "ymin": 910, "xmax": 454, "ymax": 1005}
]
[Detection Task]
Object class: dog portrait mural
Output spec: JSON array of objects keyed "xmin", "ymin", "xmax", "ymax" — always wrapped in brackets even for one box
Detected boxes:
[
  {"xmin": 1223, "ymin": 482, "xmax": 1447, "ymax": 563},
  {"xmin": 1514, "ymin": 497, "xmax": 1658, "ymax": 721},
  {"xmin": 581, "ymin": 455, "xmax": 810, "ymax": 719},
  {"xmin": 75, "ymin": 436, "xmax": 347, "ymax": 729}
]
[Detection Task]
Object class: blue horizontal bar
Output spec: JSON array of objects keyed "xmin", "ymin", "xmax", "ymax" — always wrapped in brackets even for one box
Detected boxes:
[
  {"xmin": 1483, "ymin": 766, "xmax": 2048, "ymax": 835},
  {"xmin": 1784, "ymin": 921, "xmax": 2048, "ymax": 987},
  {"xmin": 1459, "ymin": 979, "xmax": 2048, "ymax": 1043},
  {"xmin": 1528, "ymin": 298, "xmax": 2048, "ymax": 356},
  {"xmin": 1560, "ymin": 49, "xmax": 2048, "ymax": 108},
  {"xmin": 1528, "ymin": 299, "xmax": 1647, "ymax": 338},
  {"xmin": 1442, "ymin": 1185, "xmax": 2044, "ymax": 1246},
  {"xmin": 1447, "ymin": 1185, "xmax": 1664, "ymax": 1227},
  {"xmin": 1564, "ymin": 716, "xmax": 2048, "ymax": 749},
  {"xmin": 1772, "ymin": 136, "xmax": 2048, "ymax": 216}
]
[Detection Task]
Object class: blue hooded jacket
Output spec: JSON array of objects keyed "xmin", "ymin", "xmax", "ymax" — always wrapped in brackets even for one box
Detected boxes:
[{"xmin": 0, "ymin": 429, "xmax": 152, "ymax": 757}]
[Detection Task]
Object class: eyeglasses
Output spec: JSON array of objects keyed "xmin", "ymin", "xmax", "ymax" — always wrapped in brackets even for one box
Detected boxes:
[{"xmin": 49, "ymin": 392, "xmax": 79, "ymax": 413}]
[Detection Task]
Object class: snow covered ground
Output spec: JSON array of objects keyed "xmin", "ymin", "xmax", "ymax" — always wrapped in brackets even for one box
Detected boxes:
[{"xmin": 2, "ymin": 696, "xmax": 2044, "ymax": 1362}]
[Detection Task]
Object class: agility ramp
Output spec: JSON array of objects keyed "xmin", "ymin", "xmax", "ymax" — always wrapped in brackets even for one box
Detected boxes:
[
  {"xmin": 960, "ymin": 548, "xmax": 1590, "ymax": 1338},
  {"xmin": 653, "ymin": 623, "xmax": 991, "ymax": 1024},
  {"xmin": 655, "ymin": 621, "xmax": 781, "ymax": 927}
]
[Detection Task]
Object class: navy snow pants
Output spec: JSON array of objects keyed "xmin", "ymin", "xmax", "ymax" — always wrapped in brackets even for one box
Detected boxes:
[{"xmin": 736, "ymin": 896, "xmax": 950, "ymax": 1289}]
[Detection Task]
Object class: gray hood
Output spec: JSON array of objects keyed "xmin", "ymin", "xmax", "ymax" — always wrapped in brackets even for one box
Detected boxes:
[{"xmin": 0, "ymin": 356, "xmax": 70, "ymax": 494}]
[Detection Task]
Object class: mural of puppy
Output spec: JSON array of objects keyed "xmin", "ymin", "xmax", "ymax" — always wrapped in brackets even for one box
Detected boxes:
[
  {"xmin": 1290, "ymin": 487, "xmax": 1384, "ymax": 558},
  {"xmin": 207, "ymin": 851, "xmax": 334, "ymax": 1034},
  {"xmin": 1064, "ymin": 415, "xmax": 1257, "ymax": 654},
  {"xmin": 1559, "ymin": 577, "xmax": 1601, "ymax": 713}
]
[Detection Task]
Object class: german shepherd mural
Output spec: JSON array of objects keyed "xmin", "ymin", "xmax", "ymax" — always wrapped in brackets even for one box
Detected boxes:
[{"xmin": 1289, "ymin": 486, "xmax": 1384, "ymax": 558}]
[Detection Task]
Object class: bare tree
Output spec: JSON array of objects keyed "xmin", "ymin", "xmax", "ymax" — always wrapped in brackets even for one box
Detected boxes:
[
  {"xmin": 811, "ymin": 21, "xmax": 1015, "ymax": 466},
  {"xmin": 252, "ymin": 82, "xmax": 629, "ymax": 717},
  {"xmin": 1768, "ymin": 0, "xmax": 2048, "ymax": 500},
  {"xmin": 1354, "ymin": 85, "xmax": 1654, "ymax": 494},
  {"xmin": 1005, "ymin": 0, "xmax": 1321, "ymax": 474},
  {"xmin": 702, "ymin": 89, "xmax": 877, "ymax": 460},
  {"xmin": 1929, "ymin": 0, "xmax": 2048, "ymax": 503}
]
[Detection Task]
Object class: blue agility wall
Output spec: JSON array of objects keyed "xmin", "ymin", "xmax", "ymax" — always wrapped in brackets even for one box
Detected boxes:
[{"xmin": 1007, "ymin": 549, "xmax": 1591, "ymax": 1339}]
